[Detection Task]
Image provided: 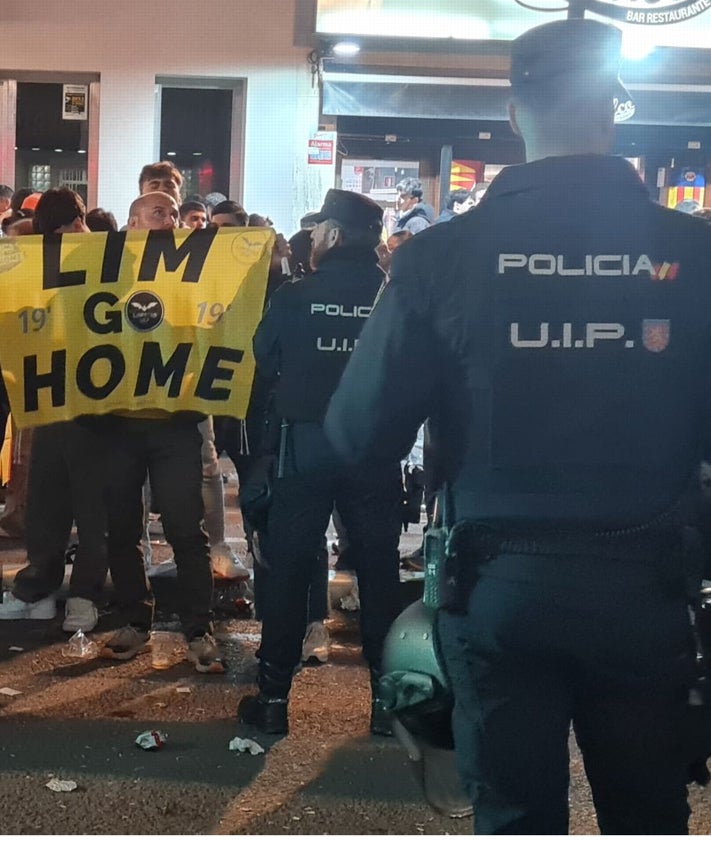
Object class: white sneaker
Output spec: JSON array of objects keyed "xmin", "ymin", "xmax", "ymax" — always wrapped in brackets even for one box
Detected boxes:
[
  {"xmin": 211, "ymin": 544, "xmax": 250, "ymax": 580},
  {"xmin": 301, "ymin": 621, "xmax": 330, "ymax": 664},
  {"xmin": 0, "ymin": 591, "xmax": 57, "ymax": 620},
  {"xmin": 63, "ymin": 597, "xmax": 98, "ymax": 633}
]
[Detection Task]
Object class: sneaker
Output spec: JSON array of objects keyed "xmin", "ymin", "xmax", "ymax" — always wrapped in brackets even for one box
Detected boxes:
[
  {"xmin": 63, "ymin": 597, "xmax": 98, "ymax": 633},
  {"xmin": 0, "ymin": 592, "xmax": 56, "ymax": 620},
  {"xmin": 187, "ymin": 633, "xmax": 225, "ymax": 674},
  {"xmin": 211, "ymin": 544, "xmax": 250, "ymax": 581},
  {"xmin": 100, "ymin": 625, "xmax": 150, "ymax": 661},
  {"xmin": 301, "ymin": 621, "xmax": 329, "ymax": 664}
]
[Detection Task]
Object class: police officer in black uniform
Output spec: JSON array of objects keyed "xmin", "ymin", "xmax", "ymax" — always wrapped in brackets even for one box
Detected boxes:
[
  {"xmin": 238, "ymin": 189, "xmax": 403, "ymax": 735},
  {"xmin": 324, "ymin": 19, "xmax": 711, "ymax": 835}
]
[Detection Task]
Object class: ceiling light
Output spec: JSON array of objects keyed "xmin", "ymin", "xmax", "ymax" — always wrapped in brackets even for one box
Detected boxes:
[
  {"xmin": 332, "ymin": 41, "xmax": 360, "ymax": 57},
  {"xmin": 166, "ymin": 151, "xmax": 177, "ymax": 156}
]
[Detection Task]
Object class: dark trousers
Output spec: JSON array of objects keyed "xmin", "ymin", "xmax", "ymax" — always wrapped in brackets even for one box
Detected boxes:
[
  {"xmin": 437, "ymin": 553, "xmax": 693, "ymax": 835},
  {"xmin": 105, "ymin": 417, "xmax": 212, "ymax": 640},
  {"xmin": 13, "ymin": 421, "xmax": 109, "ymax": 603},
  {"xmin": 258, "ymin": 423, "xmax": 402, "ymax": 674},
  {"xmin": 216, "ymin": 417, "xmax": 329, "ymax": 624}
]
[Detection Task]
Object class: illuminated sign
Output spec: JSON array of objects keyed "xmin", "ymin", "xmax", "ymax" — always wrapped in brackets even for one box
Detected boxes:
[{"xmin": 316, "ymin": 0, "xmax": 711, "ymax": 48}]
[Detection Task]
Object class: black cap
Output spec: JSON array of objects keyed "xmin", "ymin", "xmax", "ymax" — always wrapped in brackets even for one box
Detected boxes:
[
  {"xmin": 311, "ymin": 189, "xmax": 383, "ymax": 231},
  {"xmin": 509, "ymin": 18, "xmax": 635, "ymax": 123}
]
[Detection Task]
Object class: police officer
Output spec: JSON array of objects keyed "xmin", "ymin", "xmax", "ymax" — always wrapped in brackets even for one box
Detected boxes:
[
  {"xmin": 238, "ymin": 189, "xmax": 403, "ymax": 736},
  {"xmin": 324, "ymin": 18, "xmax": 711, "ymax": 835}
]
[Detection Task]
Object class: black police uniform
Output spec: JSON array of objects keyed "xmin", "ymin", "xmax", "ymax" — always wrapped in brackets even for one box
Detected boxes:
[
  {"xmin": 325, "ymin": 153, "xmax": 711, "ymax": 833},
  {"xmin": 251, "ymin": 245, "xmax": 403, "ymax": 690}
]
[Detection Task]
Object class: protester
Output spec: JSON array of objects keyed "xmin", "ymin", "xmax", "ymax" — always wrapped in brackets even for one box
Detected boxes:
[
  {"xmin": 100, "ymin": 191, "xmax": 225, "ymax": 672},
  {"xmin": 179, "ymin": 200, "xmax": 208, "ymax": 229},
  {"xmin": 138, "ymin": 165, "xmax": 248, "ymax": 582},
  {"xmin": 0, "ymin": 188, "xmax": 109, "ymax": 632},
  {"xmin": 86, "ymin": 208, "xmax": 118, "ymax": 232}
]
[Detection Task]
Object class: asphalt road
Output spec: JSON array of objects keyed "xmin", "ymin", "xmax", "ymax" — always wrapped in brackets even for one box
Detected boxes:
[{"xmin": 0, "ymin": 470, "xmax": 710, "ymax": 834}]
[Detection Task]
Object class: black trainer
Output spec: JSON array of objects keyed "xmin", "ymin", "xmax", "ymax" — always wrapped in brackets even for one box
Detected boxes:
[{"xmin": 238, "ymin": 693, "xmax": 289, "ymax": 735}]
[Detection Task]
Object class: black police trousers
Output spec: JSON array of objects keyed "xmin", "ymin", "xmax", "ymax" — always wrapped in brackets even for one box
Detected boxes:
[
  {"xmin": 437, "ymin": 552, "xmax": 693, "ymax": 835},
  {"xmin": 258, "ymin": 422, "xmax": 402, "ymax": 674}
]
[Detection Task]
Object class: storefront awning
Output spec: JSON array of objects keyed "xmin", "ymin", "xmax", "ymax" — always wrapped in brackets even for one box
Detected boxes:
[{"xmin": 322, "ymin": 71, "xmax": 711, "ymax": 127}]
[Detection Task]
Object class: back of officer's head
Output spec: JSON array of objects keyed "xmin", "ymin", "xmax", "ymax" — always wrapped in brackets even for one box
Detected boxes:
[
  {"xmin": 311, "ymin": 189, "xmax": 383, "ymax": 258},
  {"xmin": 508, "ymin": 18, "xmax": 629, "ymax": 161}
]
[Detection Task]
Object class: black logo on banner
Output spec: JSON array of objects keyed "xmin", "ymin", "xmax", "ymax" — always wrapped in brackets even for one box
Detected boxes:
[{"xmin": 125, "ymin": 291, "xmax": 164, "ymax": 332}]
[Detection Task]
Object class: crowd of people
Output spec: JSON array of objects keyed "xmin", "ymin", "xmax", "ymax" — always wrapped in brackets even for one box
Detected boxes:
[
  {"xmin": 6, "ymin": 15, "xmax": 711, "ymax": 827},
  {"xmin": 0, "ymin": 161, "xmax": 448, "ymax": 695}
]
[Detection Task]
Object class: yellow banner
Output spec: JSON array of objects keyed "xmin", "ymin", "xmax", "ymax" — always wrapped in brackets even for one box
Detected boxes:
[{"xmin": 0, "ymin": 226, "xmax": 275, "ymax": 429}]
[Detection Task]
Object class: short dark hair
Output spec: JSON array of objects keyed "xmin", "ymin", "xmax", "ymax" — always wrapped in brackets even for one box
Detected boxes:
[
  {"xmin": 445, "ymin": 189, "xmax": 472, "ymax": 210},
  {"xmin": 179, "ymin": 200, "xmax": 207, "ymax": 217},
  {"xmin": 248, "ymin": 213, "xmax": 273, "ymax": 227},
  {"xmin": 138, "ymin": 161, "xmax": 183, "ymax": 190},
  {"xmin": 396, "ymin": 177, "xmax": 423, "ymax": 200},
  {"xmin": 10, "ymin": 188, "xmax": 35, "ymax": 214},
  {"xmin": 86, "ymin": 208, "xmax": 117, "ymax": 232},
  {"xmin": 33, "ymin": 188, "xmax": 86, "ymax": 234},
  {"xmin": 211, "ymin": 200, "xmax": 248, "ymax": 226},
  {"xmin": 0, "ymin": 185, "xmax": 13, "ymax": 200}
]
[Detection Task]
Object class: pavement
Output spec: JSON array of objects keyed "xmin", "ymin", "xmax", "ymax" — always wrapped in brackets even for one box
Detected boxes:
[{"xmin": 1, "ymin": 467, "xmax": 710, "ymax": 834}]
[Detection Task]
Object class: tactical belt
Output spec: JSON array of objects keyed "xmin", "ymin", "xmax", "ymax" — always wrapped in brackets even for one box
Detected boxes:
[{"xmin": 493, "ymin": 534, "xmax": 672, "ymax": 562}]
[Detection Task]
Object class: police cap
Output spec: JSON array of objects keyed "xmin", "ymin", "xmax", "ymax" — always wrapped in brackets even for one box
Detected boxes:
[
  {"xmin": 311, "ymin": 189, "xmax": 383, "ymax": 231},
  {"xmin": 509, "ymin": 18, "xmax": 634, "ymax": 122}
]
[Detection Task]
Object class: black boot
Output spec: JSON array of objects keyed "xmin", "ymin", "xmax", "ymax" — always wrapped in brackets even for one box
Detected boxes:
[
  {"xmin": 370, "ymin": 668, "xmax": 393, "ymax": 737},
  {"xmin": 237, "ymin": 660, "xmax": 293, "ymax": 735}
]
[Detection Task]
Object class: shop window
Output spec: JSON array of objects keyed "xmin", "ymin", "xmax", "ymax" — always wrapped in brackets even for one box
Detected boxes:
[{"xmin": 159, "ymin": 87, "xmax": 234, "ymax": 199}]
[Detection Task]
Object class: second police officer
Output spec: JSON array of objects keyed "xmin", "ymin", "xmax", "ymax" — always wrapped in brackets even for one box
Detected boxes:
[
  {"xmin": 238, "ymin": 189, "xmax": 403, "ymax": 735},
  {"xmin": 325, "ymin": 18, "xmax": 711, "ymax": 835}
]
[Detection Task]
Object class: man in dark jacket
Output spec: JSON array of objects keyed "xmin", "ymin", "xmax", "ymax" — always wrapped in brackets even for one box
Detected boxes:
[
  {"xmin": 324, "ymin": 18, "xmax": 711, "ymax": 835},
  {"xmin": 394, "ymin": 177, "xmax": 435, "ymax": 235},
  {"xmin": 238, "ymin": 189, "xmax": 402, "ymax": 736}
]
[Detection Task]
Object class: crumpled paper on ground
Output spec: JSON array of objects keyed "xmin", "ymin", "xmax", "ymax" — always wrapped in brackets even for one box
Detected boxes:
[
  {"xmin": 46, "ymin": 778, "xmax": 78, "ymax": 792},
  {"xmin": 229, "ymin": 736, "xmax": 265, "ymax": 755}
]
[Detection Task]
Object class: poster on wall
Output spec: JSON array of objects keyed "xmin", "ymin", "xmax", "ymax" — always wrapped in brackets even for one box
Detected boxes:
[
  {"xmin": 339, "ymin": 159, "xmax": 418, "ymax": 203},
  {"xmin": 62, "ymin": 84, "xmax": 88, "ymax": 121},
  {"xmin": 308, "ymin": 133, "xmax": 336, "ymax": 165}
]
